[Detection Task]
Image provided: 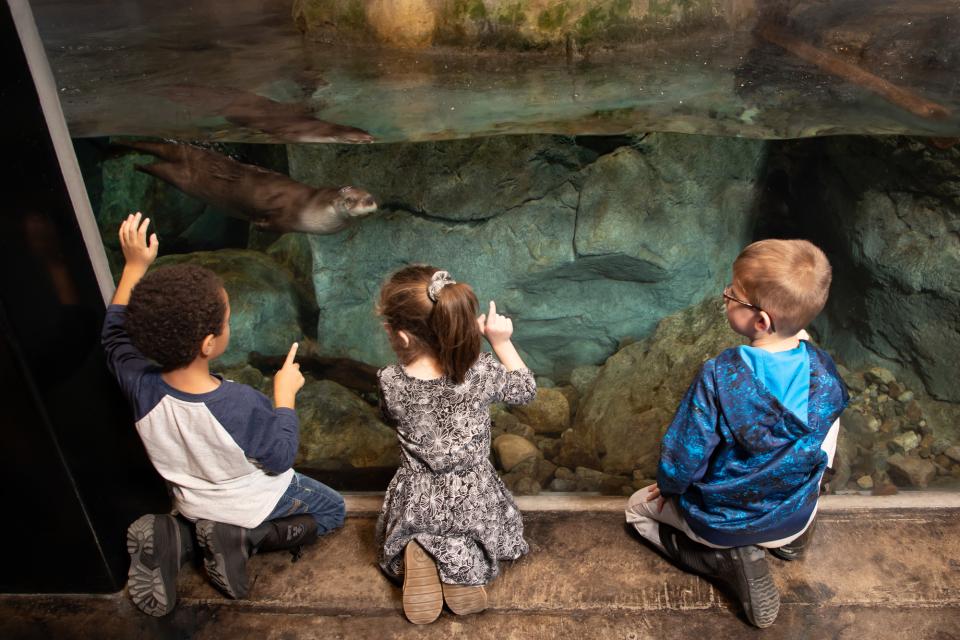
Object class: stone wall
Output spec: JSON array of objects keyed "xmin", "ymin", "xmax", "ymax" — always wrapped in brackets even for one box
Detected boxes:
[
  {"xmin": 290, "ymin": 132, "xmax": 765, "ymax": 378},
  {"xmin": 770, "ymin": 137, "xmax": 960, "ymax": 404}
]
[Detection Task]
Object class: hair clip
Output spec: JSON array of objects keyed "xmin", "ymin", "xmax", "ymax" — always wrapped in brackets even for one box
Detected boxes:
[{"xmin": 427, "ymin": 270, "xmax": 456, "ymax": 302}]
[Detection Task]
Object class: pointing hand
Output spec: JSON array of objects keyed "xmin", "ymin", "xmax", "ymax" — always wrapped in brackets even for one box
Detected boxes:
[{"xmin": 480, "ymin": 300, "xmax": 513, "ymax": 346}]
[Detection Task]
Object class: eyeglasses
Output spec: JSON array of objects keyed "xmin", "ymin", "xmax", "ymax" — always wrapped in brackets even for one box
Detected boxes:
[{"xmin": 723, "ymin": 284, "xmax": 775, "ymax": 331}]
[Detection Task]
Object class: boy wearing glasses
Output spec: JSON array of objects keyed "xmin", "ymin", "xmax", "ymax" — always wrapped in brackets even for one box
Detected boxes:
[{"xmin": 625, "ymin": 239, "xmax": 848, "ymax": 628}]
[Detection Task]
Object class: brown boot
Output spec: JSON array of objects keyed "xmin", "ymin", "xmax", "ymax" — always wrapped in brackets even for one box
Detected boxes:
[
  {"xmin": 402, "ymin": 540, "xmax": 443, "ymax": 624},
  {"xmin": 442, "ymin": 582, "xmax": 488, "ymax": 615}
]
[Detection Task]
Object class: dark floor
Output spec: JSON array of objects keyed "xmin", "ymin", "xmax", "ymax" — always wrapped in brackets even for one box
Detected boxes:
[{"xmin": 2, "ymin": 495, "xmax": 959, "ymax": 639}]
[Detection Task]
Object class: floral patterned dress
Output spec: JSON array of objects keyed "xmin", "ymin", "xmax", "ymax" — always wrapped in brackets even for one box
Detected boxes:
[{"xmin": 375, "ymin": 351, "xmax": 537, "ymax": 585}]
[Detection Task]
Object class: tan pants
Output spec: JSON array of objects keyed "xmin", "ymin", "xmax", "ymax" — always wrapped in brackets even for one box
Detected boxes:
[{"xmin": 625, "ymin": 419, "xmax": 839, "ymax": 551}]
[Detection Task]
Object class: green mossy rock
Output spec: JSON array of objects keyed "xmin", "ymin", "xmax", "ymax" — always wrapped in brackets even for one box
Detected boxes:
[
  {"xmin": 566, "ymin": 297, "xmax": 744, "ymax": 476},
  {"xmin": 295, "ymin": 379, "xmax": 400, "ymax": 469}
]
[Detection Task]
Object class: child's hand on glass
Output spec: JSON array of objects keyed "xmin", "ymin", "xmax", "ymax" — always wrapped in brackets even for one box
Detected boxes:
[
  {"xmin": 477, "ymin": 300, "xmax": 513, "ymax": 346},
  {"xmin": 118, "ymin": 212, "xmax": 158, "ymax": 271}
]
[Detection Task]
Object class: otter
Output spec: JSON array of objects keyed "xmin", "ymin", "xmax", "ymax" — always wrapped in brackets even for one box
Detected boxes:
[
  {"xmin": 163, "ymin": 84, "xmax": 374, "ymax": 144},
  {"xmin": 120, "ymin": 140, "xmax": 377, "ymax": 234}
]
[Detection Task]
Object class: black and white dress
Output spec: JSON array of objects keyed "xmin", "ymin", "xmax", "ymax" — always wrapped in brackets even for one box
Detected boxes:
[{"xmin": 376, "ymin": 351, "xmax": 537, "ymax": 585}]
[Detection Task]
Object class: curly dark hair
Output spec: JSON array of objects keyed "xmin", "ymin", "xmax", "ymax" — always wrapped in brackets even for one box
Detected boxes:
[{"xmin": 126, "ymin": 264, "xmax": 227, "ymax": 371}]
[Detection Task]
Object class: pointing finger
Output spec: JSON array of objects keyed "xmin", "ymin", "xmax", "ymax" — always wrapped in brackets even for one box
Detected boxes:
[
  {"xmin": 285, "ymin": 342, "xmax": 299, "ymax": 366},
  {"xmin": 489, "ymin": 300, "xmax": 496, "ymax": 318}
]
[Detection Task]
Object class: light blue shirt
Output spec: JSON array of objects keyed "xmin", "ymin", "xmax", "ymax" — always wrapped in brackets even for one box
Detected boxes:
[{"xmin": 738, "ymin": 341, "xmax": 810, "ymax": 425}]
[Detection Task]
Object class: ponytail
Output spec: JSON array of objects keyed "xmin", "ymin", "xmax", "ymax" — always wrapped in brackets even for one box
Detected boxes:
[
  {"xmin": 378, "ymin": 265, "xmax": 481, "ymax": 384},
  {"xmin": 430, "ymin": 283, "xmax": 481, "ymax": 384}
]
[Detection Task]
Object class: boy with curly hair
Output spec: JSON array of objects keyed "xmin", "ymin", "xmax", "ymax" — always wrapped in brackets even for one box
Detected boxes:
[
  {"xmin": 626, "ymin": 239, "xmax": 848, "ymax": 628},
  {"xmin": 103, "ymin": 212, "xmax": 345, "ymax": 616}
]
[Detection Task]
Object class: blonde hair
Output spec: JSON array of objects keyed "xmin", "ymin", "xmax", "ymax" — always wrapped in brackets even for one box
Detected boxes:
[
  {"xmin": 377, "ymin": 265, "xmax": 481, "ymax": 384},
  {"xmin": 732, "ymin": 239, "xmax": 832, "ymax": 336}
]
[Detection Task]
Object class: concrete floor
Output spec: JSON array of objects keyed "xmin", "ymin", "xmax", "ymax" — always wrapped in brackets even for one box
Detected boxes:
[{"xmin": 2, "ymin": 494, "xmax": 959, "ymax": 639}]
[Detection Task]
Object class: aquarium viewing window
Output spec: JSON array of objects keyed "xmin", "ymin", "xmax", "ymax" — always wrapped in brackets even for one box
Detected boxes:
[{"xmin": 27, "ymin": 0, "xmax": 960, "ymax": 497}]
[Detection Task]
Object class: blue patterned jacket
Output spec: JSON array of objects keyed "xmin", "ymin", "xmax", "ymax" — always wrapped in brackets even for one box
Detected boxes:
[{"xmin": 656, "ymin": 341, "xmax": 848, "ymax": 546}]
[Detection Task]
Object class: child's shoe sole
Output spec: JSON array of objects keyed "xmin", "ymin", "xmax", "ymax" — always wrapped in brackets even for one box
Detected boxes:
[
  {"xmin": 442, "ymin": 583, "xmax": 487, "ymax": 615},
  {"xmin": 126, "ymin": 514, "xmax": 181, "ymax": 617},
  {"xmin": 721, "ymin": 546, "xmax": 780, "ymax": 629},
  {"xmin": 196, "ymin": 520, "xmax": 250, "ymax": 599},
  {"xmin": 403, "ymin": 540, "xmax": 443, "ymax": 624}
]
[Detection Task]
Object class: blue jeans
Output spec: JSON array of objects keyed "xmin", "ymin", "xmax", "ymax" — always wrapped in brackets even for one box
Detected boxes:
[{"xmin": 265, "ymin": 472, "xmax": 345, "ymax": 536}]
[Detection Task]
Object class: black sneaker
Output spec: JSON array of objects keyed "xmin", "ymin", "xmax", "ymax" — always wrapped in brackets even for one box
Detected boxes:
[
  {"xmin": 769, "ymin": 520, "xmax": 817, "ymax": 562},
  {"xmin": 126, "ymin": 514, "xmax": 193, "ymax": 616},
  {"xmin": 659, "ymin": 523, "xmax": 780, "ymax": 628},
  {"xmin": 714, "ymin": 545, "xmax": 780, "ymax": 628},
  {"xmin": 195, "ymin": 520, "xmax": 253, "ymax": 599}
]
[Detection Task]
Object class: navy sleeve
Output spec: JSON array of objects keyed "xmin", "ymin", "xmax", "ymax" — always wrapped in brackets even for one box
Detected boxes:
[
  {"xmin": 208, "ymin": 385, "xmax": 300, "ymax": 475},
  {"xmin": 101, "ymin": 304, "xmax": 155, "ymax": 403},
  {"xmin": 657, "ymin": 361, "xmax": 722, "ymax": 497}
]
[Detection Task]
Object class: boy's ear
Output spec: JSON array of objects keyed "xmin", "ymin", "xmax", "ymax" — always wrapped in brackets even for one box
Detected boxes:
[
  {"xmin": 756, "ymin": 311, "xmax": 774, "ymax": 334},
  {"xmin": 201, "ymin": 334, "xmax": 216, "ymax": 358}
]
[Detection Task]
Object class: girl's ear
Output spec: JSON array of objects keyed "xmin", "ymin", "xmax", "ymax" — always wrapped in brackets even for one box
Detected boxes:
[{"xmin": 397, "ymin": 330, "xmax": 411, "ymax": 349}]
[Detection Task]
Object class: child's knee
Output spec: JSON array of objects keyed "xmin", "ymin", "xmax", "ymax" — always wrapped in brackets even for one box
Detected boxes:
[
  {"xmin": 331, "ymin": 494, "xmax": 346, "ymax": 528},
  {"xmin": 626, "ymin": 485, "xmax": 657, "ymax": 514}
]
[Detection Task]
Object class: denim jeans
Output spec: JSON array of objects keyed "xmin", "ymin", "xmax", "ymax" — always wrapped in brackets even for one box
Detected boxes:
[{"xmin": 265, "ymin": 472, "xmax": 346, "ymax": 536}]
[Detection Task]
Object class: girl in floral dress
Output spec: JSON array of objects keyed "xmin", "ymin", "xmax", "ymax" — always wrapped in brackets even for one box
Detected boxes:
[{"xmin": 375, "ymin": 265, "xmax": 537, "ymax": 625}]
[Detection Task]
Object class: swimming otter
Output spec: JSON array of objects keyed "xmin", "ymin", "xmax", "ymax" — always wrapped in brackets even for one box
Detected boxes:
[
  {"xmin": 163, "ymin": 84, "xmax": 374, "ymax": 144},
  {"xmin": 120, "ymin": 140, "xmax": 377, "ymax": 234}
]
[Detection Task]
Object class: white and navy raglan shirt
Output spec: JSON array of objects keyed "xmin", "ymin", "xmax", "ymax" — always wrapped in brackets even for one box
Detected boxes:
[{"xmin": 102, "ymin": 304, "xmax": 296, "ymax": 528}]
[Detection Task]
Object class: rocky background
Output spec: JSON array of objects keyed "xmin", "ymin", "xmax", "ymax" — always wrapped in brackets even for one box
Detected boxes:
[{"xmin": 76, "ymin": 133, "xmax": 960, "ymax": 494}]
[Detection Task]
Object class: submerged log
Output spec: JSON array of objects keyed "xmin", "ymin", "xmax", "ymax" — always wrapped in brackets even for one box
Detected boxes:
[{"xmin": 757, "ymin": 23, "xmax": 951, "ymax": 121}]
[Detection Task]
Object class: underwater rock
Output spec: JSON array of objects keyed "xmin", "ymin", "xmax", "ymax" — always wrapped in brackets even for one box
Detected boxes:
[
  {"xmin": 248, "ymin": 347, "xmax": 379, "ymax": 395},
  {"xmin": 554, "ymin": 428, "xmax": 601, "ymax": 471},
  {"xmin": 569, "ymin": 365, "xmax": 601, "ymax": 395},
  {"xmin": 293, "ymin": 133, "xmax": 763, "ymax": 377},
  {"xmin": 787, "ymin": 136, "xmax": 960, "ymax": 402},
  {"xmin": 573, "ymin": 467, "xmax": 627, "ymax": 494},
  {"xmin": 490, "ymin": 405, "xmax": 521, "ymax": 430},
  {"xmin": 295, "ymin": 379, "xmax": 399, "ymax": 470},
  {"xmin": 154, "ymin": 250, "xmax": 306, "ymax": 368},
  {"xmin": 510, "ymin": 387, "xmax": 570, "ymax": 435},
  {"xmin": 493, "ymin": 434, "xmax": 540, "ymax": 472},
  {"xmin": 567, "ymin": 297, "xmax": 745, "ymax": 477},
  {"xmin": 886, "ymin": 454, "xmax": 937, "ymax": 489},
  {"xmin": 536, "ymin": 437, "xmax": 562, "ymax": 461},
  {"xmin": 555, "ymin": 385, "xmax": 580, "ymax": 420},
  {"xmin": 865, "ymin": 367, "xmax": 897, "ymax": 386},
  {"xmin": 218, "ymin": 364, "xmax": 269, "ymax": 394},
  {"xmin": 890, "ymin": 431, "xmax": 921, "ymax": 455},
  {"xmin": 500, "ymin": 455, "xmax": 556, "ymax": 495}
]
